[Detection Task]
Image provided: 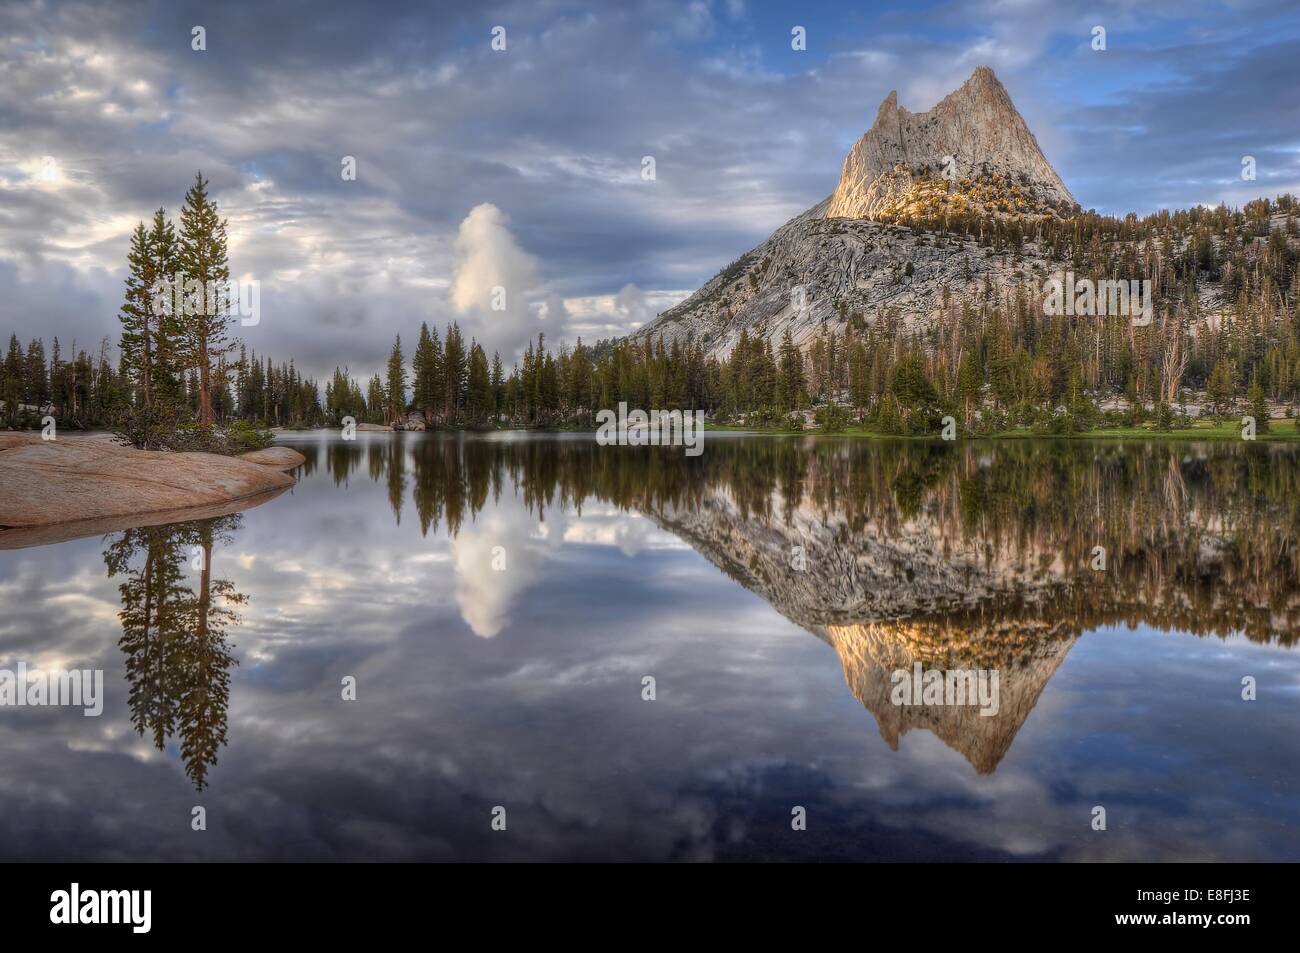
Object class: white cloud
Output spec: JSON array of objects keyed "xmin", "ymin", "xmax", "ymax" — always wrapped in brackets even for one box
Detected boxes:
[
  {"xmin": 451, "ymin": 203, "xmax": 544, "ymax": 361},
  {"xmin": 614, "ymin": 283, "xmax": 658, "ymax": 327},
  {"xmin": 450, "ymin": 504, "xmax": 567, "ymax": 638},
  {"xmin": 538, "ymin": 292, "xmax": 570, "ymax": 324}
]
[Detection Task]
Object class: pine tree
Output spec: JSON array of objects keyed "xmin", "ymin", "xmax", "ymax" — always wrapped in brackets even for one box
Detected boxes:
[
  {"xmin": 956, "ymin": 349, "xmax": 982, "ymax": 429},
  {"xmin": 490, "ymin": 351, "xmax": 505, "ymax": 423},
  {"xmin": 412, "ymin": 322, "xmax": 440, "ymax": 419},
  {"xmin": 467, "ymin": 341, "xmax": 490, "ymax": 424},
  {"xmin": 777, "ymin": 329, "xmax": 806, "ymax": 411},
  {"xmin": 111, "ymin": 208, "xmax": 180, "ymax": 414},
  {"xmin": 1248, "ymin": 377, "xmax": 1269, "ymax": 432},
  {"xmin": 385, "ymin": 335, "xmax": 407, "ymax": 424},
  {"xmin": 443, "ymin": 323, "xmax": 467, "ymax": 422},
  {"xmin": 24, "ymin": 338, "xmax": 47, "ymax": 409},
  {"xmin": 118, "ymin": 221, "xmax": 157, "ymax": 409},
  {"xmin": 366, "ymin": 374, "xmax": 386, "ymax": 424},
  {"xmin": 2, "ymin": 334, "xmax": 22, "ymax": 422},
  {"xmin": 1206, "ymin": 360, "xmax": 1234, "ymax": 421},
  {"xmin": 148, "ymin": 208, "xmax": 181, "ymax": 408},
  {"xmin": 175, "ymin": 173, "xmax": 232, "ymax": 426},
  {"xmin": 876, "ymin": 392, "xmax": 904, "ymax": 434}
]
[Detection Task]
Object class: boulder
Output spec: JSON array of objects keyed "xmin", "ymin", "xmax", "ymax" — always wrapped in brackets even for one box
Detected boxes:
[
  {"xmin": 0, "ymin": 434, "xmax": 295, "ymax": 549},
  {"xmin": 238, "ymin": 446, "xmax": 307, "ymax": 469},
  {"xmin": 395, "ymin": 412, "xmax": 427, "ymax": 431}
]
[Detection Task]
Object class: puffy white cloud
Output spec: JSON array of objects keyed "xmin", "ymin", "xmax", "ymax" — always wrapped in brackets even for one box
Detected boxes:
[
  {"xmin": 451, "ymin": 203, "xmax": 544, "ymax": 361},
  {"xmin": 449, "ymin": 503, "xmax": 567, "ymax": 638}
]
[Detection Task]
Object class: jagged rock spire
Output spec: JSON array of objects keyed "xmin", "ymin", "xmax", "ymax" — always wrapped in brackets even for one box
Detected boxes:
[{"xmin": 825, "ymin": 66, "xmax": 1076, "ymax": 220}]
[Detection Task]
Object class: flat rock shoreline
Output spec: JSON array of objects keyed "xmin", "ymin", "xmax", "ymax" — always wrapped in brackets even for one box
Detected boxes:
[
  {"xmin": 0, "ymin": 433, "xmax": 304, "ymax": 549},
  {"xmin": 238, "ymin": 446, "xmax": 308, "ymax": 469}
]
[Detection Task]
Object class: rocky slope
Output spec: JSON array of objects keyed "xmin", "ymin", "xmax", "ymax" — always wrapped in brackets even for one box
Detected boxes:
[
  {"xmin": 636, "ymin": 214, "xmax": 1054, "ymax": 359},
  {"xmin": 632, "ymin": 66, "xmax": 1072, "ymax": 359}
]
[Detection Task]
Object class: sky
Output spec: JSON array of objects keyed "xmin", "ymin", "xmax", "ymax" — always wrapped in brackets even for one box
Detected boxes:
[{"xmin": 3, "ymin": 0, "xmax": 1300, "ymax": 381}]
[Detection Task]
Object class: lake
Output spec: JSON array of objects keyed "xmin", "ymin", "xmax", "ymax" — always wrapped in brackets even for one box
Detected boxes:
[{"xmin": 1, "ymin": 431, "xmax": 1298, "ymax": 861}]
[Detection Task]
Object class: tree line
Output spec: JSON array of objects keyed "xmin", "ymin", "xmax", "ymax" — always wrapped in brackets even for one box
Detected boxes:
[
  {"xmin": 6, "ymin": 189, "xmax": 1300, "ymax": 437},
  {"xmin": 312, "ymin": 193, "xmax": 1300, "ymax": 435},
  {"xmin": 1, "ymin": 331, "xmax": 325, "ymax": 432},
  {"xmin": 1, "ymin": 172, "xmax": 326, "ymax": 439}
]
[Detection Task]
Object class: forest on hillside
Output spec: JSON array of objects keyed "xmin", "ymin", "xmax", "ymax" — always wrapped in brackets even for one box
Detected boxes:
[{"xmin": 5, "ymin": 190, "xmax": 1300, "ymax": 438}]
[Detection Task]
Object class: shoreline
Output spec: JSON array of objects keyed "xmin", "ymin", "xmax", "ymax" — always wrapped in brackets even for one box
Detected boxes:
[
  {"xmin": 701, "ymin": 422, "xmax": 1300, "ymax": 441},
  {"xmin": 274, "ymin": 422, "xmax": 1300, "ymax": 441},
  {"xmin": 0, "ymin": 434, "xmax": 304, "ymax": 549}
]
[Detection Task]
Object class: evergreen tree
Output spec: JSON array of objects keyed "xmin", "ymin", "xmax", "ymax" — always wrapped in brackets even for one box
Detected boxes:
[
  {"xmin": 467, "ymin": 341, "xmax": 490, "ymax": 424},
  {"xmin": 3, "ymin": 334, "xmax": 23, "ymax": 422},
  {"xmin": 366, "ymin": 374, "xmax": 386, "ymax": 424},
  {"xmin": 1248, "ymin": 378, "xmax": 1270, "ymax": 432},
  {"xmin": 412, "ymin": 322, "xmax": 440, "ymax": 418},
  {"xmin": 777, "ymin": 328, "xmax": 806, "ymax": 411},
  {"xmin": 385, "ymin": 335, "xmax": 407, "ymax": 424},
  {"xmin": 956, "ymin": 349, "xmax": 982, "ymax": 429},
  {"xmin": 490, "ymin": 351, "xmax": 505, "ymax": 423},
  {"xmin": 175, "ymin": 173, "xmax": 232, "ymax": 426},
  {"xmin": 443, "ymin": 323, "xmax": 467, "ymax": 422}
]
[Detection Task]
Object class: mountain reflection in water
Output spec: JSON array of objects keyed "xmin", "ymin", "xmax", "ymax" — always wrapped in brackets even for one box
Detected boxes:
[{"xmin": 2, "ymin": 432, "xmax": 1298, "ymax": 861}]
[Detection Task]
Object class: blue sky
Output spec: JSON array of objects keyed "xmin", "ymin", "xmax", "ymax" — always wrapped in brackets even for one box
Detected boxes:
[{"xmin": 2, "ymin": 0, "xmax": 1299, "ymax": 378}]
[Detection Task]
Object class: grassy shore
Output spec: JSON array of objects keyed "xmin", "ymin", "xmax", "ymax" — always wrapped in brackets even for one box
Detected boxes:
[{"xmin": 705, "ymin": 419, "xmax": 1300, "ymax": 440}]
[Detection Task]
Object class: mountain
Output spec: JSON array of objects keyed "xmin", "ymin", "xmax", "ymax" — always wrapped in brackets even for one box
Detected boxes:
[
  {"xmin": 826, "ymin": 66, "xmax": 1075, "ymax": 221},
  {"xmin": 631, "ymin": 67, "xmax": 1075, "ymax": 359}
]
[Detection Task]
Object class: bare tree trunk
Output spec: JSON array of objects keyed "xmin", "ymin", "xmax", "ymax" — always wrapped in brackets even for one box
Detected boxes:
[
  {"xmin": 198, "ymin": 331, "xmax": 213, "ymax": 426},
  {"xmin": 67, "ymin": 338, "xmax": 79, "ymax": 418},
  {"xmin": 1161, "ymin": 309, "xmax": 1189, "ymax": 406},
  {"xmin": 141, "ymin": 313, "xmax": 153, "ymax": 409}
]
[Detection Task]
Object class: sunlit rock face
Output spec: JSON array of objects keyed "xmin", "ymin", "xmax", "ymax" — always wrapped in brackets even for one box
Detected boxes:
[
  {"xmin": 632, "ymin": 67, "xmax": 1073, "ymax": 360},
  {"xmin": 826, "ymin": 67, "xmax": 1076, "ymax": 221}
]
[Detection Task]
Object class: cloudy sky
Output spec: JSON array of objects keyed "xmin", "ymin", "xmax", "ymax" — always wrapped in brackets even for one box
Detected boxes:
[{"xmin": 3, "ymin": 0, "xmax": 1299, "ymax": 380}]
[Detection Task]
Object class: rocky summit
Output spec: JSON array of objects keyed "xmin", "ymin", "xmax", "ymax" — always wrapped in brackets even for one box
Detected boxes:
[
  {"xmin": 632, "ymin": 67, "xmax": 1076, "ymax": 359},
  {"xmin": 826, "ymin": 66, "xmax": 1076, "ymax": 221}
]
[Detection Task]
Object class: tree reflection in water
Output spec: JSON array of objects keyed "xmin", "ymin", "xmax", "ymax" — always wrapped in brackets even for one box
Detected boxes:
[
  {"xmin": 103, "ymin": 515, "xmax": 243, "ymax": 790},
  {"xmin": 103, "ymin": 435, "xmax": 1300, "ymax": 783}
]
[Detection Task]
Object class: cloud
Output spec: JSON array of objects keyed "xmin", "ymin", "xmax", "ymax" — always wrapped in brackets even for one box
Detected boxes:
[
  {"xmin": 539, "ymin": 293, "xmax": 570, "ymax": 324},
  {"xmin": 451, "ymin": 203, "xmax": 544, "ymax": 361},
  {"xmin": 2, "ymin": 0, "xmax": 1300, "ymax": 381},
  {"xmin": 613, "ymin": 283, "xmax": 657, "ymax": 328},
  {"xmin": 450, "ymin": 500, "xmax": 569, "ymax": 638}
]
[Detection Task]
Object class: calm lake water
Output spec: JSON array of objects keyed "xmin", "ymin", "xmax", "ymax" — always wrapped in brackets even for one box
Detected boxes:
[{"xmin": 1, "ymin": 432, "xmax": 1298, "ymax": 861}]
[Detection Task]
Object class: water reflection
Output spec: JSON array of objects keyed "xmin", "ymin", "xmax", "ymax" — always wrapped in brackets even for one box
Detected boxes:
[
  {"xmin": 102, "ymin": 516, "xmax": 244, "ymax": 789},
  {"xmin": 295, "ymin": 435, "xmax": 1300, "ymax": 773},
  {"xmin": 14, "ymin": 433, "xmax": 1299, "ymax": 858}
]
